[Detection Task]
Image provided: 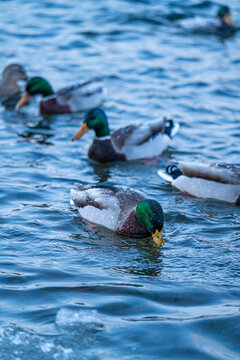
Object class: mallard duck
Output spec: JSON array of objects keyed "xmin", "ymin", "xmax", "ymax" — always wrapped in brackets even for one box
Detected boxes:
[
  {"xmin": 70, "ymin": 184, "xmax": 164, "ymax": 245},
  {"xmin": 0, "ymin": 64, "xmax": 27, "ymax": 99},
  {"xmin": 158, "ymin": 162, "xmax": 240, "ymax": 204},
  {"xmin": 215, "ymin": 6, "xmax": 235, "ymax": 34},
  {"xmin": 72, "ymin": 108, "xmax": 179, "ymax": 162},
  {"xmin": 16, "ymin": 76, "xmax": 105, "ymax": 114},
  {"xmin": 180, "ymin": 5, "xmax": 235, "ymax": 37}
]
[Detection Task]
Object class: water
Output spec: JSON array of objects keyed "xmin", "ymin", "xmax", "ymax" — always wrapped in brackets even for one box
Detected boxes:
[{"xmin": 0, "ymin": 0, "xmax": 240, "ymax": 359}]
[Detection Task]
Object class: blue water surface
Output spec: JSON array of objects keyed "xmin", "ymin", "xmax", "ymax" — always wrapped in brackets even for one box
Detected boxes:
[{"xmin": 0, "ymin": 0, "xmax": 240, "ymax": 359}]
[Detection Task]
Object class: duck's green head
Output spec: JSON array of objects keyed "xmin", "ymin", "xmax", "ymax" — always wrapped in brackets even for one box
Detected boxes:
[
  {"xmin": 217, "ymin": 6, "xmax": 233, "ymax": 26},
  {"xmin": 16, "ymin": 77, "xmax": 54, "ymax": 109},
  {"xmin": 72, "ymin": 108, "xmax": 110, "ymax": 141},
  {"xmin": 135, "ymin": 199, "xmax": 164, "ymax": 245}
]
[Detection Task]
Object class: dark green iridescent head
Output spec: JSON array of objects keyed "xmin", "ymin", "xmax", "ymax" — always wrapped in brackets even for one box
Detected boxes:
[
  {"xmin": 217, "ymin": 5, "xmax": 230, "ymax": 18},
  {"xmin": 84, "ymin": 108, "xmax": 110, "ymax": 138},
  {"xmin": 26, "ymin": 77, "xmax": 54, "ymax": 97},
  {"xmin": 135, "ymin": 199, "xmax": 164, "ymax": 234}
]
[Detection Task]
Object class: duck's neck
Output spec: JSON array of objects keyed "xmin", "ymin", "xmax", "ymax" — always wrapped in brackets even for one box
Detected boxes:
[
  {"xmin": 41, "ymin": 85, "xmax": 54, "ymax": 97},
  {"xmin": 94, "ymin": 127, "xmax": 110, "ymax": 138},
  {"xmin": 95, "ymin": 135, "xmax": 111, "ymax": 140}
]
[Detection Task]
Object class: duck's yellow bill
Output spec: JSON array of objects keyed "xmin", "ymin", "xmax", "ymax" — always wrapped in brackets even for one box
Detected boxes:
[
  {"xmin": 72, "ymin": 123, "xmax": 89, "ymax": 141},
  {"xmin": 152, "ymin": 229, "xmax": 164, "ymax": 246},
  {"xmin": 224, "ymin": 14, "xmax": 234, "ymax": 26},
  {"xmin": 15, "ymin": 91, "xmax": 31, "ymax": 109}
]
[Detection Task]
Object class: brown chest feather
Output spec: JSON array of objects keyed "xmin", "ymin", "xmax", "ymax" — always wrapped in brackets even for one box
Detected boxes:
[
  {"xmin": 88, "ymin": 139, "xmax": 126, "ymax": 163},
  {"xmin": 116, "ymin": 210, "xmax": 150, "ymax": 237},
  {"xmin": 40, "ymin": 97, "xmax": 71, "ymax": 114}
]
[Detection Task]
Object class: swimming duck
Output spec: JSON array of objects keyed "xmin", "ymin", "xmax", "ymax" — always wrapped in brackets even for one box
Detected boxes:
[
  {"xmin": 0, "ymin": 64, "xmax": 27, "ymax": 99},
  {"xmin": 70, "ymin": 184, "xmax": 164, "ymax": 245},
  {"xmin": 180, "ymin": 5, "xmax": 235, "ymax": 37},
  {"xmin": 217, "ymin": 6, "xmax": 234, "ymax": 29},
  {"xmin": 215, "ymin": 6, "xmax": 235, "ymax": 34},
  {"xmin": 16, "ymin": 76, "xmax": 105, "ymax": 114},
  {"xmin": 158, "ymin": 162, "xmax": 240, "ymax": 204},
  {"xmin": 72, "ymin": 108, "xmax": 179, "ymax": 163}
]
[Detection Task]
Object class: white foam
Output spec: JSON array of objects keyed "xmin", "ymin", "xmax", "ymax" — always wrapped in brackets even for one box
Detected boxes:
[
  {"xmin": 40, "ymin": 342, "xmax": 54, "ymax": 353},
  {"xmin": 56, "ymin": 308, "xmax": 104, "ymax": 329}
]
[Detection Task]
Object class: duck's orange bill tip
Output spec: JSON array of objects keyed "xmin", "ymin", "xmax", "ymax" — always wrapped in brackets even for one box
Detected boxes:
[
  {"xmin": 72, "ymin": 123, "xmax": 89, "ymax": 141},
  {"xmin": 15, "ymin": 91, "xmax": 31, "ymax": 110},
  {"xmin": 224, "ymin": 14, "xmax": 234, "ymax": 26},
  {"xmin": 152, "ymin": 229, "xmax": 164, "ymax": 246}
]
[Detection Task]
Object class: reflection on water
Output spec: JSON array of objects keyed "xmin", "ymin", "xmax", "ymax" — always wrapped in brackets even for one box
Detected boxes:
[
  {"xmin": 91, "ymin": 162, "xmax": 112, "ymax": 183},
  {"xmin": 17, "ymin": 118, "xmax": 54, "ymax": 145}
]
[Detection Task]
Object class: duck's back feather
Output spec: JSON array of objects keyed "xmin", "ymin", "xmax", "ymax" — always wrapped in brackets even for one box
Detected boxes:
[
  {"xmin": 70, "ymin": 185, "xmax": 148, "ymax": 234},
  {"xmin": 56, "ymin": 78, "xmax": 105, "ymax": 112},
  {"xmin": 110, "ymin": 118, "xmax": 178, "ymax": 160},
  {"xmin": 111, "ymin": 119, "xmax": 166, "ymax": 150},
  {"xmin": 178, "ymin": 162, "xmax": 240, "ymax": 185}
]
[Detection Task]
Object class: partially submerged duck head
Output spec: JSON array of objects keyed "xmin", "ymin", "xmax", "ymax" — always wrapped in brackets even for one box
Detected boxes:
[
  {"xmin": 16, "ymin": 77, "xmax": 54, "ymax": 109},
  {"xmin": 72, "ymin": 108, "xmax": 110, "ymax": 140},
  {"xmin": 135, "ymin": 199, "xmax": 164, "ymax": 245},
  {"xmin": 217, "ymin": 6, "xmax": 234, "ymax": 27}
]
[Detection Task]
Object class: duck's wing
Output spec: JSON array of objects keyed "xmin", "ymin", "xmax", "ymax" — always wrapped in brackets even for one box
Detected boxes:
[
  {"xmin": 71, "ymin": 184, "xmax": 145, "ymax": 211},
  {"xmin": 70, "ymin": 184, "xmax": 121, "ymax": 230},
  {"xmin": 179, "ymin": 17, "xmax": 218, "ymax": 34},
  {"xmin": 70, "ymin": 184, "xmax": 146, "ymax": 231},
  {"xmin": 56, "ymin": 78, "xmax": 105, "ymax": 112},
  {"xmin": 111, "ymin": 118, "xmax": 177, "ymax": 151},
  {"xmin": 178, "ymin": 162, "xmax": 240, "ymax": 185}
]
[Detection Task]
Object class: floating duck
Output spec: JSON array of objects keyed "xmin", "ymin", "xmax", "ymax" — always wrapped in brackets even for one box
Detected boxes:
[
  {"xmin": 70, "ymin": 184, "xmax": 164, "ymax": 245},
  {"xmin": 215, "ymin": 6, "xmax": 235, "ymax": 34},
  {"xmin": 72, "ymin": 108, "xmax": 179, "ymax": 162},
  {"xmin": 180, "ymin": 5, "xmax": 235, "ymax": 37},
  {"xmin": 0, "ymin": 64, "xmax": 27, "ymax": 101},
  {"xmin": 16, "ymin": 76, "xmax": 105, "ymax": 114},
  {"xmin": 158, "ymin": 162, "xmax": 240, "ymax": 204}
]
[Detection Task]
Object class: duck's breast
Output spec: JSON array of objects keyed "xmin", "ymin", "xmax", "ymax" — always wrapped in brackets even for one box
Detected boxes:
[
  {"xmin": 40, "ymin": 96, "xmax": 71, "ymax": 114},
  {"xmin": 116, "ymin": 210, "xmax": 150, "ymax": 237},
  {"xmin": 89, "ymin": 139, "xmax": 126, "ymax": 163}
]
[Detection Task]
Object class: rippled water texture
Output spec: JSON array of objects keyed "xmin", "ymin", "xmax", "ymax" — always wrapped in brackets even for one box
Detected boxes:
[{"xmin": 0, "ymin": 0, "xmax": 240, "ymax": 359}]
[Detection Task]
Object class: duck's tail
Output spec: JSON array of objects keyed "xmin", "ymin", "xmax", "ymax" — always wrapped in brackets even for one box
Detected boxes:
[
  {"xmin": 157, "ymin": 164, "xmax": 182, "ymax": 182},
  {"xmin": 164, "ymin": 119, "xmax": 180, "ymax": 138}
]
